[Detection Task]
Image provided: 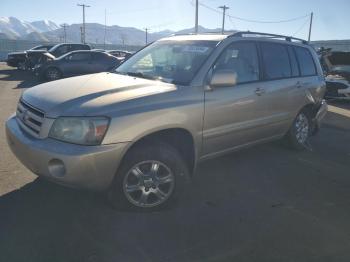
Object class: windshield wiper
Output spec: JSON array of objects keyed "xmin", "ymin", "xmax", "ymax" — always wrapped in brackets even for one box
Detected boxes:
[
  {"xmin": 125, "ymin": 71, "xmax": 157, "ymax": 80},
  {"xmin": 115, "ymin": 71, "xmax": 174, "ymax": 84}
]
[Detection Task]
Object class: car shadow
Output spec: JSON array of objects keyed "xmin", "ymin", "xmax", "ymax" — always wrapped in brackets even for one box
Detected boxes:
[
  {"xmin": 0, "ymin": 178, "xmax": 111, "ymax": 262},
  {"xmin": 0, "ymin": 141, "xmax": 325, "ymax": 262},
  {"xmin": 0, "ymin": 68, "xmax": 42, "ymax": 89}
]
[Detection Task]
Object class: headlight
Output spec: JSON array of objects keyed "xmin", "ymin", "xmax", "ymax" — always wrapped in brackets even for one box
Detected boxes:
[{"xmin": 49, "ymin": 117, "xmax": 109, "ymax": 145}]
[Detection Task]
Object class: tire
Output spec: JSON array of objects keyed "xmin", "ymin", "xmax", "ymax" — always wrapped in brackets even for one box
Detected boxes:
[
  {"xmin": 286, "ymin": 110, "xmax": 311, "ymax": 150},
  {"xmin": 45, "ymin": 67, "xmax": 62, "ymax": 81},
  {"xmin": 108, "ymin": 142, "xmax": 189, "ymax": 211}
]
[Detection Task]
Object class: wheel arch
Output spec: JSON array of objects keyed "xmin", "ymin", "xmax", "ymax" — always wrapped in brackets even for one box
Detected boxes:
[{"xmin": 118, "ymin": 127, "xmax": 197, "ymax": 176}]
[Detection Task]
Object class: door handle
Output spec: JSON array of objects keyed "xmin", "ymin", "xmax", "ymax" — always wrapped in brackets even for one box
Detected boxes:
[{"xmin": 255, "ymin": 87, "xmax": 265, "ymax": 96}]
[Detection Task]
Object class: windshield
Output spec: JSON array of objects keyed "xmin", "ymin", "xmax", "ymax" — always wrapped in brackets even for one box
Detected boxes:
[
  {"xmin": 48, "ymin": 44, "xmax": 59, "ymax": 53},
  {"xmin": 115, "ymin": 40, "xmax": 218, "ymax": 85}
]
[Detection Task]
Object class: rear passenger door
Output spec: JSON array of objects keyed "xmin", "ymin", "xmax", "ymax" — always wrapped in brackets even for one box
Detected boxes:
[
  {"xmin": 292, "ymin": 46, "xmax": 321, "ymax": 112},
  {"xmin": 257, "ymin": 41, "xmax": 302, "ymax": 136}
]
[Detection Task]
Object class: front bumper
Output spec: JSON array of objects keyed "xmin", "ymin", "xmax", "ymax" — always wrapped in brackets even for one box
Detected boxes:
[
  {"xmin": 6, "ymin": 115, "xmax": 129, "ymax": 191},
  {"xmin": 6, "ymin": 59, "xmax": 17, "ymax": 67}
]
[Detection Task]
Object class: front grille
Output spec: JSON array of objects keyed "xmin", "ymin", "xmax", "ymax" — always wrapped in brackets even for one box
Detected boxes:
[{"xmin": 16, "ymin": 99, "xmax": 45, "ymax": 137}]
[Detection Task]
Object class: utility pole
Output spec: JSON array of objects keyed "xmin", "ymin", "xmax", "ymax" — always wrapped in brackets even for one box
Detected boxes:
[
  {"xmin": 104, "ymin": 9, "xmax": 107, "ymax": 49},
  {"xmin": 308, "ymin": 12, "xmax": 313, "ymax": 42},
  {"xmin": 77, "ymin": 3, "xmax": 90, "ymax": 44},
  {"xmin": 194, "ymin": 0, "xmax": 198, "ymax": 34},
  {"xmin": 61, "ymin": 23, "xmax": 68, "ymax": 43},
  {"xmin": 144, "ymin": 28, "xmax": 149, "ymax": 45},
  {"xmin": 218, "ymin": 5, "xmax": 229, "ymax": 34},
  {"xmin": 80, "ymin": 26, "xmax": 83, "ymax": 43}
]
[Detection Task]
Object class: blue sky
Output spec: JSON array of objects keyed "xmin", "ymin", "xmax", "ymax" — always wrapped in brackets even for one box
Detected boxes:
[{"xmin": 1, "ymin": 0, "xmax": 349, "ymax": 40}]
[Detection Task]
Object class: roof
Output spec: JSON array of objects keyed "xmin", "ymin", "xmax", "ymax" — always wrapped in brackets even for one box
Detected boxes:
[{"xmin": 159, "ymin": 31, "xmax": 308, "ymax": 46}]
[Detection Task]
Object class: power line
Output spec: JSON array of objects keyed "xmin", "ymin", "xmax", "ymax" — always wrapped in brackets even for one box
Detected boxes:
[
  {"xmin": 77, "ymin": 3, "xmax": 90, "ymax": 44},
  {"xmin": 198, "ymin": 1, "xmax": 309, "ymax": 24},
  {"xmin": 292, "ymin": 17, "xmax": 310, "ymax": 37}
]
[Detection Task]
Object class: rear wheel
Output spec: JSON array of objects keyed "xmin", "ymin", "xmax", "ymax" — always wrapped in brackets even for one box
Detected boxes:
[
  {"xmin": 108, "ymin": 142, "xmax": 189, "ymax": 211},
  {"xmin": 286, "ymin": 110, "xmax": 311, "ymax": 150},
  {"xmin": 45, "ymin": 67, "xmax": 62, "ymax": 81}
]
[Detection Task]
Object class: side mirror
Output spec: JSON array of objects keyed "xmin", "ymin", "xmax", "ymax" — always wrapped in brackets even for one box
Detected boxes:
[{"xmin": 210, "ymin": 69, "xmax": 237, "ymax": 87}]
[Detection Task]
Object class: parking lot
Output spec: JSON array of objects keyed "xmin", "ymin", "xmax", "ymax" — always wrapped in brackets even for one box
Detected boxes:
[{"xmin": 1, "ymin": 62, "xmax": 350, "ymax": 261}]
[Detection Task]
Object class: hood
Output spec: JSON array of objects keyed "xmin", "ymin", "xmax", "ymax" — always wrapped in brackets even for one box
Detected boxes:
[{"xmin": 22, "ymin": 72, "xmax": 177, "ymax": 118}]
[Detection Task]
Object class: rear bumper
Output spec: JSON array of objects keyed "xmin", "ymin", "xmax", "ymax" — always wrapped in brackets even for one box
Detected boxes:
[
  {"xmin": 6, "ymin": 115, "xmax": 129, "ymax": 191},
  {"xmin": 312, "ymin": 100, "xmax": 328, "ymax": 134}
]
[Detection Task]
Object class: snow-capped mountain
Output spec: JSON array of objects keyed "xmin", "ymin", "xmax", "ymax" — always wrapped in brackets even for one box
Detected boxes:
[
  {"xmin": 30, "ymin": 20, "xmax": 59, "ymax": 32},
  {"xmin": 0, "ymin": 16, "xmax": 228, "ymax": 45},
  {"xmin": 0, "ymin": 17, "xmax": 59, "ymax": 39}
]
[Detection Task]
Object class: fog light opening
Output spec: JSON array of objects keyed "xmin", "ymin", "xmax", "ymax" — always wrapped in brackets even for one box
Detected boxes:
[{"xmin": 48, "ymin": 159, "xmax": 66, "ymax": 178}]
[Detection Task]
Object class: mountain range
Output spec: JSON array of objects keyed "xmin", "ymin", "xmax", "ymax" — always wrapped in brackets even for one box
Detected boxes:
[{"xmin": 0, "ymin": 16, "xmax": 227, "ymax": 45}]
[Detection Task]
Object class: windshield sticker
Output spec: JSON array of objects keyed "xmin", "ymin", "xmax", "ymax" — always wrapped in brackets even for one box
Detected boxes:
[{"xmin": 182, "ymin": 46, "xmax": 210, "ymax": 53}]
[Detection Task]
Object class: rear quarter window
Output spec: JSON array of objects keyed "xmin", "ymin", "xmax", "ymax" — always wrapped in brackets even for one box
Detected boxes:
[
  {"xmin": 294, "ymin": 46, "xmax": 317, "ymax": 76},
  {"xmin": 287, "ymin": 46, "xmax": 300, "ymax": 77}
]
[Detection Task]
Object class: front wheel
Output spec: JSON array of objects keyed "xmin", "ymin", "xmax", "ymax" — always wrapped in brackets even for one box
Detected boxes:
[
  {"xmin": 286, "ymin": 110, "xmax": 311, "ymax": 150},
  {"xmin": 45, "ymin": 67, "xmax": 62, "ymax": 81},
  {"xmin": 108, "ymin": 142, "xmax": 189, "ymax": 211}
]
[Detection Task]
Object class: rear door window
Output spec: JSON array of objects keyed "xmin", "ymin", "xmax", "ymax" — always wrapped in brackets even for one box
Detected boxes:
[
  {"xmin": 260, "ymin": 42, "xmax": 291, "ymax": 80},
  {"xmin": 92, "ymin": 52, "xmax": 108, "ymax": 60},
  {"xmin": 68, "ymin": 52, "xmax": 91, "ymax": 61},
  {"xmin": 294, "ymin": 46, "xmax": 317, "ymax": 76}
]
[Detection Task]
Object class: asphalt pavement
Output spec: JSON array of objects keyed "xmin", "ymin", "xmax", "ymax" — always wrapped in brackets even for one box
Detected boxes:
[{"xmin": 1, "ymin": 63, "xmax": 350, "ymax": 262}]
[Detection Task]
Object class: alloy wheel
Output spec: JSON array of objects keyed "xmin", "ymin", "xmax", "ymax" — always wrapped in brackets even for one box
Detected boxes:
[
  {"xmin": 122, "ymin": 160, "xmax": 175, "ymax": 208},
  {"xmin": 47, "ymin": 69, "xmax": 59, "ymax": 80}
]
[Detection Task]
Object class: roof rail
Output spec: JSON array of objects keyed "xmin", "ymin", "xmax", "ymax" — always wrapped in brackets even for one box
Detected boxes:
[
  {"xmin": 172, "ymin": 31, "xmax": 232, "ymax": 36},
  {"xmin": 229, "ymin": 31, "xmax": 308, "ymax": 44}
]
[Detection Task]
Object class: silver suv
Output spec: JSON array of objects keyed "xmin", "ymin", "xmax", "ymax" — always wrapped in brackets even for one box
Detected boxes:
[{"xmin": 6, "ymin": 32, "xmax": 327, "ymax": 210}]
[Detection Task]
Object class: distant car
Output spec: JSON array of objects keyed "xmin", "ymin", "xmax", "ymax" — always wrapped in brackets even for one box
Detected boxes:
[
  {"xmin": 23, "ymin": 43, "xmax": 91, "ymax": 70},
  {"xmin": 48, "ymin": 43, "xmax": 91, "ymax": 58},
  {"xmin": 6, "ymin": 45, "xmax": 53, "ymax": 68},
  {"xmin": 25, "ymin": 50, "xmax": 55, "ymax": 71},
  {"xmin": 319, "ymin": 48, "xmax": 350, "ymax": 100},
  {"xmin": 34, "ymin": 50, "xmax": 120, "ymax": 81}
]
